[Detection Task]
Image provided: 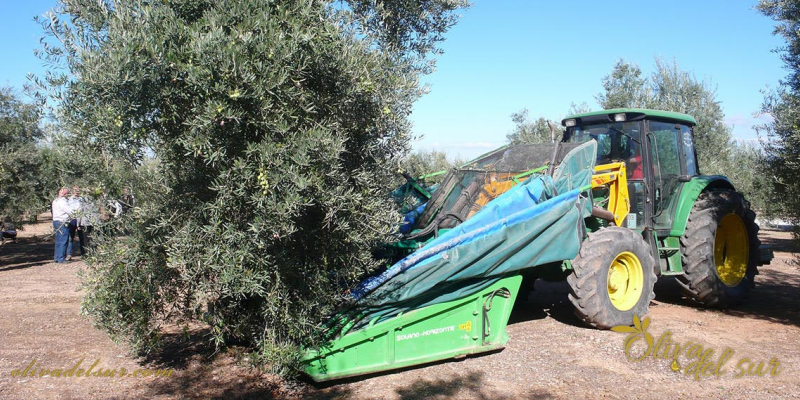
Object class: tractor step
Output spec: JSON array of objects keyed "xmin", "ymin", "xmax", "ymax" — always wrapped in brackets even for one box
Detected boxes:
[{"xmin": 658, "ymin": 237, "xmax": 684, "ymax": 275}]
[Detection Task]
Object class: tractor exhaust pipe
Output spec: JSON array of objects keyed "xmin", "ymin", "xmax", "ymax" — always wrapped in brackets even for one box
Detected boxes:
[{"xmin": 547, "ymin": 121, "xmax": 559, "ymax": 176}]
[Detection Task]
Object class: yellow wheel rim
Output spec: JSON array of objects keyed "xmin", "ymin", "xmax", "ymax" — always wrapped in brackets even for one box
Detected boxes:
[
  {"xmin": 714, "ymin": 214, "xmax": 749, "ymax": 287},
  {"xmin": 607, "ymin": 251, "xmax": 644, "ymax": 311}
]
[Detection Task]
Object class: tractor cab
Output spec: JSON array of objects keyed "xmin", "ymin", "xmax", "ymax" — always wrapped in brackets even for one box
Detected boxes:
[{"xmin": 561, "ymin": 109, "xmax": 699, "ymax": 234}]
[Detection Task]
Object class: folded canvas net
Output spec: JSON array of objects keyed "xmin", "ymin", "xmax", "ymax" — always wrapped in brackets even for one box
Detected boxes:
[{"xmin": 406, "ymin": 143, "xmax": 582, "ymax": 240}]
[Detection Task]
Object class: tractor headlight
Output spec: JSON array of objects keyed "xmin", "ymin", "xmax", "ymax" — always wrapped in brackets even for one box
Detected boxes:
[
  {"xmin": 613, "ymin": 113, "xmax": 627, "ymax": 122},
  {"xmin": 564, "ymin": 119, "xmax": 576, "ymax": 127}
]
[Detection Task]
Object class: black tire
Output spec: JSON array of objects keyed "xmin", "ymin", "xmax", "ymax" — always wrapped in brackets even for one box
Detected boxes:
[
  {"xmin": 676, "ymin": 189, "xmax": 760, "ymax": 308},
  {"xmin": 567, "ymin": 227, "xmax": 657, "ymax": 329}
]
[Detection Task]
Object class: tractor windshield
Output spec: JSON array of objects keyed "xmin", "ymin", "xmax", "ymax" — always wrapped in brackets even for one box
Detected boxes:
[
  {"xmin": 565, "ymin": 121, "xmax": 643, "ymax": 179},
  {"xmin": 566, "ymin": 121, "xmax": 646, "ymax": 229}
]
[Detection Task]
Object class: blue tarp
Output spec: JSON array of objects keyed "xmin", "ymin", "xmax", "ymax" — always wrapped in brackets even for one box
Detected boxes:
[
  {"xmin": 346, "ymin": 141, "xmax": 598, "ymax": 328},
  {"xmin": 399, "ymin": 203, "xmax": 427, "ymax": 234}
]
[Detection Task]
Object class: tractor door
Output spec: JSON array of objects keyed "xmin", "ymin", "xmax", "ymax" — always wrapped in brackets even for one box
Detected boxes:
[{"xmin": 646, "ymin": 121, "xmax": 697, "ymax": 231}]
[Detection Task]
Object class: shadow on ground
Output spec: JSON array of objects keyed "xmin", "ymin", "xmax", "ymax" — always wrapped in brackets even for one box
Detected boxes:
[
  {"xmin": 761, "ymin": 231, "xmax": 799, "ymax": 253},
  {"xmin": 653, "ymin": 230, "xmax": 800, "ymax": 329},
  {"xmin": 308, "ymin": 371, "xmax": 553, "ymax": 400},
  {"xmin": 511, "ymin": 229, "xmax": 800, "ymax": 330},
  {"xmin": 139, "ymin": 329, "xmax": 305, "ymax": 399},
  {"xmin": 0, "ymin": 239, "xmax": 54, "ymax": 271},
  {"xmin": 509, "ymin": 280, "xmax": 586, "ymax": 329},
  {"xmin": 138, "ymin": 332, "xmax": 554, "ymax": 398},
  {"xmin": 390, "ymin": 371, "xmax": 553, "ymax": 400}
]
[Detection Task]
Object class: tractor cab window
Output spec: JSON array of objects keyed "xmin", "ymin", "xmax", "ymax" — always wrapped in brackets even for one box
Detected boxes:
[
  {"xmin": 565, "ymin": 121, "xmax": 642, "ymax": 171},
  {"xmin": 648, "ymin": 121, "xmax": 684, "ymax": 229},
  {"xmin": 680, "ymin": 125, "xmax": 698, "ymax": 176},
  {"xmin": 566, "ymin": 121, "xmax": 645, "ymax": 229}
]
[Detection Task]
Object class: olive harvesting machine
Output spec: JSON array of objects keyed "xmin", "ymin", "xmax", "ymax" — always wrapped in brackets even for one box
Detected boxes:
[{"xmin": 301, "ymin": 109, "xmax": 772, "ymax": 381}]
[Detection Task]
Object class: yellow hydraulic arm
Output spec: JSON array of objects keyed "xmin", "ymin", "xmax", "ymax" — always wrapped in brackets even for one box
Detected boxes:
[{"xmin": 590, "ymin": 162, "xmax": 630, "ymax": 227}]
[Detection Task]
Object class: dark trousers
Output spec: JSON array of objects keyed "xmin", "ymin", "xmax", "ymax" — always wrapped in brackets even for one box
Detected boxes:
[
  {"xmin": 82, "ymin": 226, "xmax": 93, "ymax": 249},
  {"xmin": 67, "ymin": 219, "xmax": 77, "ymax": 256},
  {"xmin": 53, "ymin": 221, "xmax": 69, "ymax": 262},
  {"xmin": 76, "ymin": 227, "xmax": 86, "ymax": 255},
  {"xmin": 66, "ymin": 220, "xmax": 86, "ymax": 256}
]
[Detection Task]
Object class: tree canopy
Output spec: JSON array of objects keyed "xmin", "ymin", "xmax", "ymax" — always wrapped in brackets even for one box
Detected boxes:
[
  {"xmin": 505, "ymin": 103, "xmax": 591, "ymax": 146},
  {"xmin": 0, "ymin": 87, "xmax": 47, "ymax": 222},
  {"xmin": 506, "ymin": 109, "xmax": 559, "ymax": 145},
  {"xmin": 757, "ymin": 0, "xmax": 800, "ymax": 224},
  {"xmin": 35, "ymin": 0, "xmax": 467, "ymax": 374},
  {"xmin": 400, "ymin": 149, "xmax": 462, "ymax": 182},
  {"xmin": 596, "ymin": 58, "xmax": 737, "ymax": 175},
  {"xmin": 592, "ymin": 58, "xmax": 771, "ymax": 209},
  {"xmin": 505, "ymin": 59, "xmax": 766, "ymax": 210}
]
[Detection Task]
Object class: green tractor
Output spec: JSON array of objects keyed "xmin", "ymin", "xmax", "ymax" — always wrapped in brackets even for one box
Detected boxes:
[
  {"xmin": 301, "ymin": 108, "xmax": 770, "ymax": 381},
  {"xmin": 558, "ymin": 108, "xmax": 767, "ymax": 328}
]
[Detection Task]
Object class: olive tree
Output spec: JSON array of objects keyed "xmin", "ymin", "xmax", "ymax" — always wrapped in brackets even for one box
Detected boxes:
[
  {"xmin": 595, "ymin": 58, "xmax": 765, "ymax": 209},
  {"xmin": 0, "ymin": 87, "xmax": 47, "ymax": 222},
  {"xmin": 506, "ymin": 109, "xmax": 559, "ymax": 145},
  {"xmin": 757, "ymin": 0, "xmax": 800, "ymax": 224},
  {"xmin": 400, "ymin": 149, "xmax": 462, "ymax": 183},
  {"xmin": 35, "ymin": 0, "xmax": 467, "ymax": 374}
]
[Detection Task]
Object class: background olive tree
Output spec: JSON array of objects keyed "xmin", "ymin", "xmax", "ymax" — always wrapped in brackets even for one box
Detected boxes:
[
  {"xmin": 34, "ymin": 0, "xmax": 467, "ymax": 375},
  {"xmin": 757, "ymin": 0, "xmax": 800, "ymax": 228},
  {"xmin": 400, "ymin": 149, "xmax": 462, "ymax": 183},
  {"xmin": 506, "ymin": 109, "xmax": 559, "ymax": 145},
  {"xmin": 0, "ymin": 87, "xmax": 47, "ymax": 223},
  {"xmin": 597, "ymin": 58, "xmax": 734, "ymax": 173},
  {"xmin": 505, "ymin": 102, "xmax": 591, "ymax": 146},
  {"xmin": 595, "ymin": 58, "xmax": 768, "ymax": 211},
  {"xmin": 505, "ymin": 59, "xmax": 767, "ymax": 211}
]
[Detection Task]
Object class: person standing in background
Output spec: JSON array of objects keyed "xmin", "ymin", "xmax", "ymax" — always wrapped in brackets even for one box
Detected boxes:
[
  {"xmin": 79, "ymin": 188, "xmax": 99, "ymax": 250},
  {"xmin": 51, "ymin": 187, "xmax": 71, "ymax": 263},
  {"xmin": 66, "ymin": 185, "xmax": 84, "ymax": 259}
]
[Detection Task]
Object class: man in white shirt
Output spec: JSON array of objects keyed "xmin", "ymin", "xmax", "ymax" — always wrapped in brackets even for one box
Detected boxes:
[
  {"xmin": 51, "ymin": 187, "xmax": 72, "ymax": 263},
  {"xmin": 66, "ymin": 185, "xmax": 84, "ymax": 259}
]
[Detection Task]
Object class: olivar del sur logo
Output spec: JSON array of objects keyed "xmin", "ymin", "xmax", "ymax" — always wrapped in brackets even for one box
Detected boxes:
[{"xmin": 612, "ymin": 316, "xmax": 782, "ymax": 381}]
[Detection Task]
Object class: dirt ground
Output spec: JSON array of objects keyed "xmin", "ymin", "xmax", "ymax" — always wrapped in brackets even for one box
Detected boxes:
[{"xmin": 0, "ymin": 216, "xmax": 798, "ymax": 399}]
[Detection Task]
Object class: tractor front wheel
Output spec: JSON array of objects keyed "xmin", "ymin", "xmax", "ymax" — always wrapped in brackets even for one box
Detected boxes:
[
  {"xmin": 567, "ymin": 227, "xmax": 657, "ymax": 329},
  {"xmin": 677, "ymin": 189, "xmax": 760, "ymax": 307}
]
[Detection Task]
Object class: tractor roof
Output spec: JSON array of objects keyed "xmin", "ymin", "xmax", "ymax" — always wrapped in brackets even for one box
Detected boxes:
[{"xmin": 562, "ymin": 108, "xmax": 697, "ymax": 126}]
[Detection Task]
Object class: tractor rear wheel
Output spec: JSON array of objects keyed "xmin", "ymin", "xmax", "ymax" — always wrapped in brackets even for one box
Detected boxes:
[
  {"xmin": 677, "ymin": 189, "xmax": 760, "ymax": 307},
  {"xmin": 567, "ymin": 227, "xmax": 657, "ymax": 329}
]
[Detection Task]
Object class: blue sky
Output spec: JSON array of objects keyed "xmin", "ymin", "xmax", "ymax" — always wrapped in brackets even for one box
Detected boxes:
[{"xmin": 1, "ymin": 1, "xmax": 787, "ymax": 160}]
